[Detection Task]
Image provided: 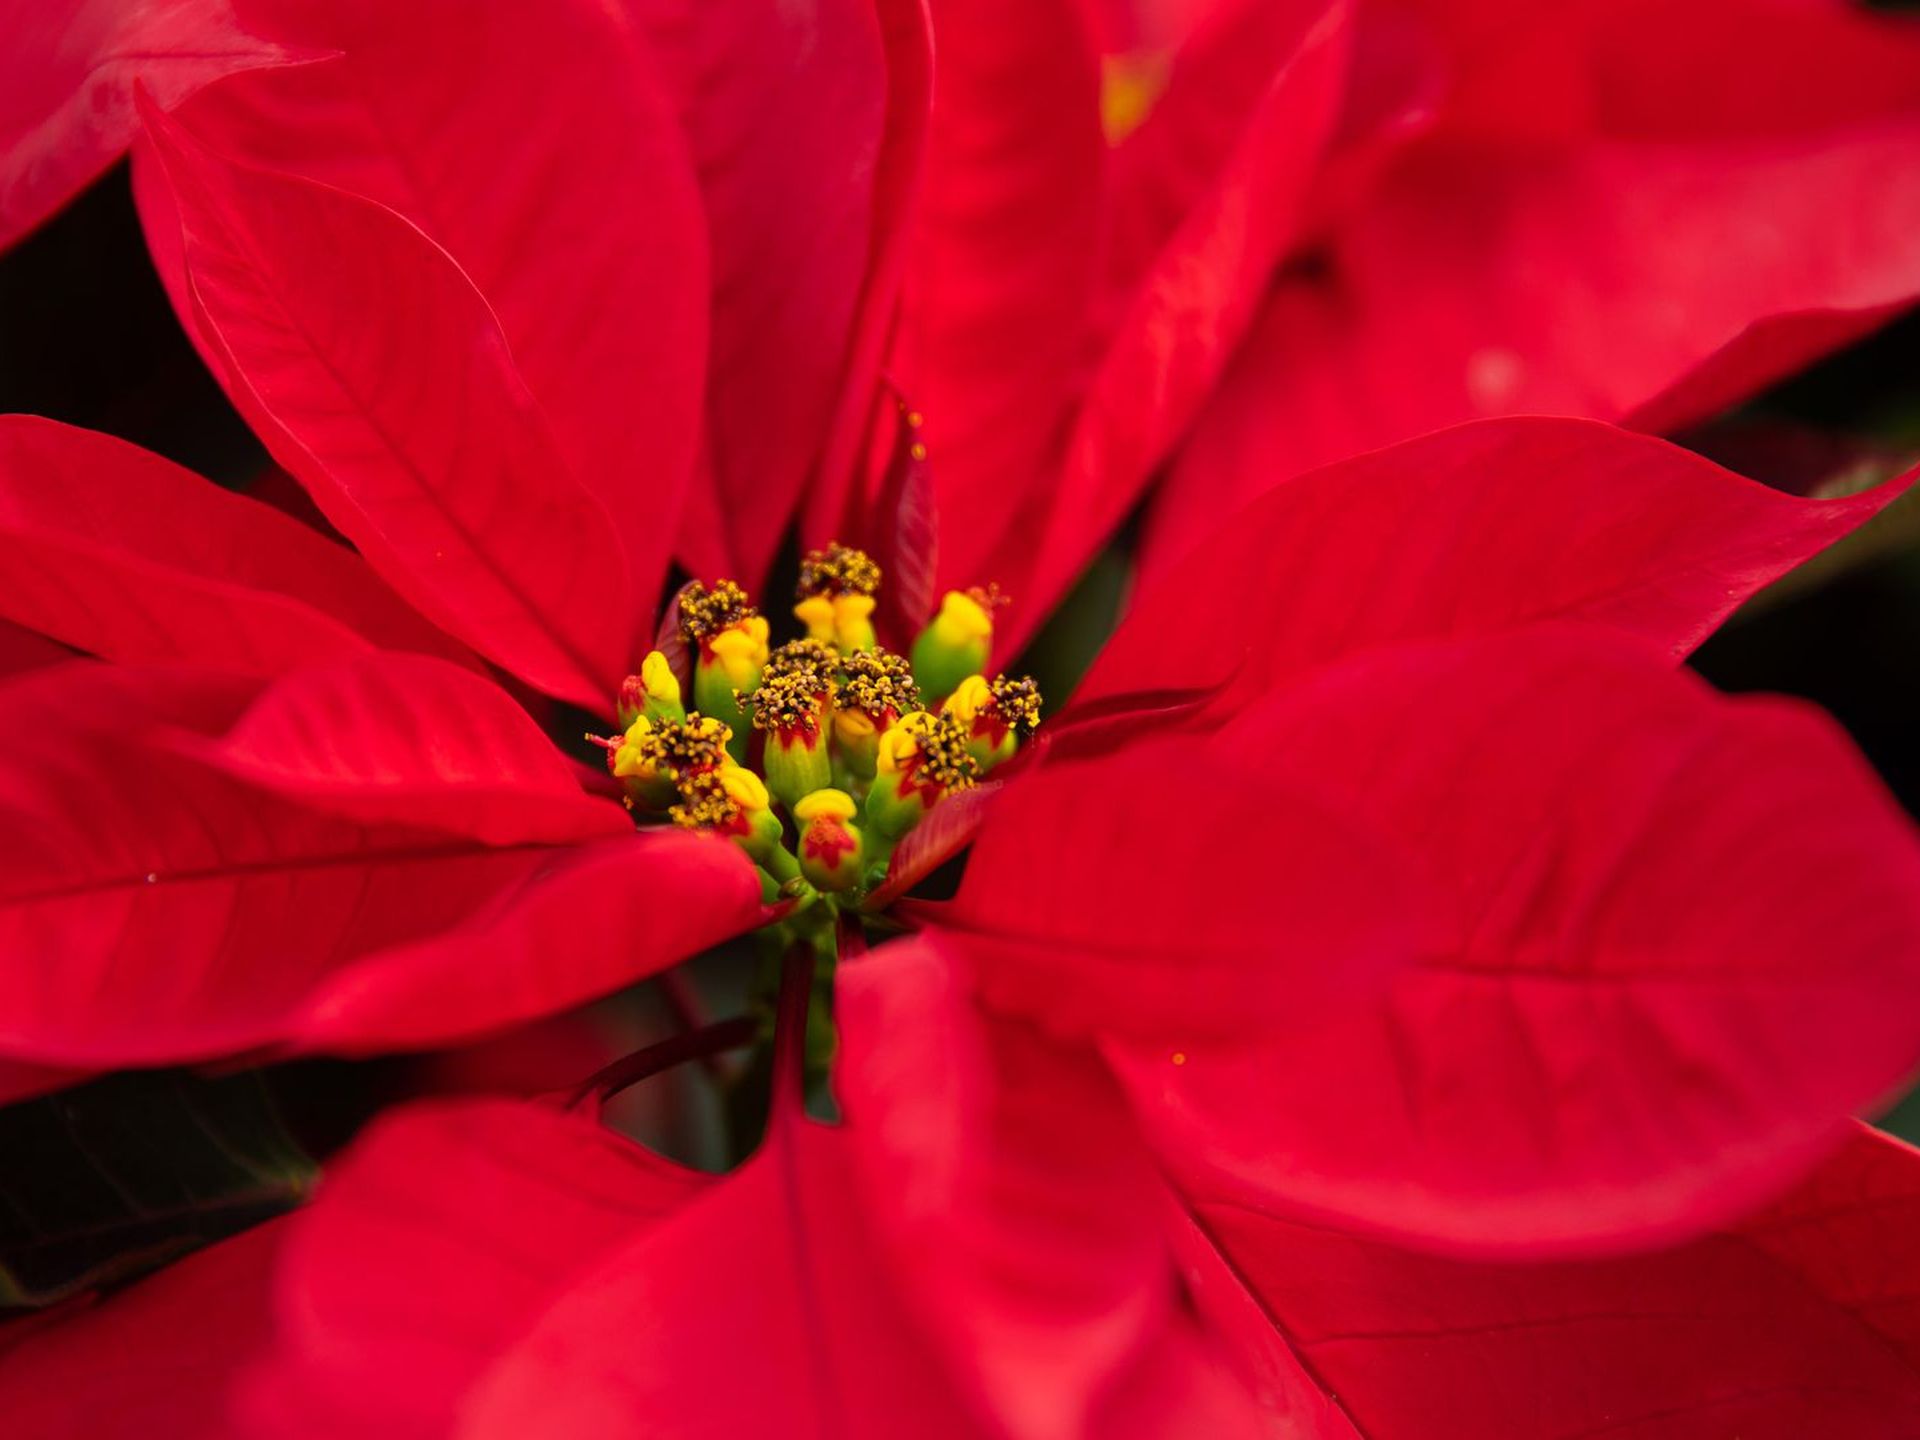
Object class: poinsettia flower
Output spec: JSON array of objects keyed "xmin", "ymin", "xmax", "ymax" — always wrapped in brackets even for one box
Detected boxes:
[
  {"xmin": 5, "ymin": 1, "xmax": 1920, "ymax": 1436},
  {"xmin": 0, "ymin": 0, "xmax": 296, "ymax": 249},
  {"xmin": 9, "ymin": 413, "xmax": 1920, "ymax": 1435},
  {"xmin": 0, "ymin": 0, "xmax": 1343, "ymax": 1087}
]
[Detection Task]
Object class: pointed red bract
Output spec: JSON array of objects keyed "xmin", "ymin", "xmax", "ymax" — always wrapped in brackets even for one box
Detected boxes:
[
  {"xmin": 1078, "ymin": 418, "xmax": 1910, "ymax": 716},
  {"xmin": 1145, "ymin": 0, "xmax": 1920, "ymax": 573},
  {"xmin": 861, "ymin": 779, "xmax": 1001, "ymax": 910},
  {"xmin": 0, "ymin": 664, "xmax": 762, "ymax": 1069},
  {"xmin": 146, "ymin": 0, "xmax": 709, "ymax": 608},
  {"xmin": 1113, "ymin": 628, "xmax": 1920, "ymax": 1254},
  {"xmin": 1016, "ymin": 0, "xmax": 1351, "ymax": 648},
  {"xmin": 629, "ymin": 0, "xmax": 887, "ymax": 586},
  {"xmin": 807, "ymin": 0, "xmax": 935, "ymax": 552},
  {"xmin": 289, "ymin": 828, "xmax": 764, "ymax": 1055},
  {"xmin": 1179, "ymin": 1126, "xmax": 1920, "ymax": 1439},
  {"xmin": 896, "ymin": 0, "xmax": 1106, "ymax": 595},
  {"xmin": 241, "ymin": 1100, "xmax": 706, "ymax": 1437},
  {"xmin": 456, "ymin": 1121, "xmax": 981, "ymax": 1440},
  {"xmin": 836, "ymin": 938, "xmax": 1261, "ymax": 1440},
  {"xmin": 0, "ymin": 1217, "xmax": 286, "ymax": 1440},
  {"xmin": 940, "ymin": 733, "xmax": 1432, "ymax": 1041},
  {"xmin": 0, "ymin": 416, "xmax": 462, "ymax": 675},
  {"xmin": 137, "ymin": 99, "xmax": 634, "ymax": 709},
  {"xmin": 0, "ymin": 0, "xmax": 292, "ymax": 249},
  {"xmin": 201, "ymin": 653, "xmax": 628, "ymax": 846}
]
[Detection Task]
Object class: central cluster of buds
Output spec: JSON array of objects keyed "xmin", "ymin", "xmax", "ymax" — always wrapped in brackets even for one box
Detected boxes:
[{"xmin": 592, "ymin": 545, "xmax": 1041, "ymax": 906}]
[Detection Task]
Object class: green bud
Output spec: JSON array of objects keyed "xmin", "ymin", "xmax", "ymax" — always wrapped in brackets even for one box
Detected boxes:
[
  {"xmin": 793, "ymin": 790, "xmax": 866, "ymax": 893},
  {"xmin": 910, "ymin": 590, "xmax": 993, "ymax": 703},
  {"xmin": 618, "ymin": 651, "xmax": 687, "ymax": 728},
  {"xmin": 764, "ymin": 728, "xmax": 832, "ymax": 811}
]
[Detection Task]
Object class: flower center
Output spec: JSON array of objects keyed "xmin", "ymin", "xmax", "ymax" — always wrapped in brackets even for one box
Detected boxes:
[{"xmin": 591, "ymin": 543, "xmax": 1041, "ymax": 911}]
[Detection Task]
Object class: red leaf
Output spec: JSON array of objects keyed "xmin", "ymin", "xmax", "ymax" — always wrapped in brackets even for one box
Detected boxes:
[
  {"xmin": 895, "ymin": 0, "xmax": 1107, "ymax": 599},
  {"xmin": 453, "ymin": 1121, "xmax": 981, "ymax": 1440},
  {"xmin": 835, "ymin": 938, "xmax": 1262, "ymax": 1439},
  {"xmin": 1113, "ymin": 628, "xmax": 1920, "ymax": 1255},
  {"xmin": 289, "ymin": 828, "xmax": 765, "ymax": 1056},
  {"xmin": 1014, "ymin": 0, "xmax": 1351, "ymax": 654},
  {"xmin": 651, "ymin": 580, "xmax": 695, "ymax": 697},
  {"xmin": 1145, "ymin": 0, "xmax": 1920, "ymax": 575},
  {"xmin": 806, "ymin": 0, "xmax": 935, "ymax": 552},
  {"xmin": 940, "ymin": 732, "xmax": 1433, "ymax": 1041},
  {"xmin": 1178, "ymin": 1126, "xmax": 1920, "ymax": 1439},
  {"xmin": 0, "ymin": 664, "xmax": 762, "ymax": 1069},
  {"xmin": 1079, "ymin": 417, "xmax": 1910, "ymax": 715},
  {"xmin": 0, "ymin": 0, "xmax": 294, "ymax": 249},
  {"xmin": 143, "ymin": 0, "xmax": 709, "ymax": 611},
  {"xmin": 197, "ymin": 653, "xmax": 630, "ymax": 846},
  {"xmin": 0, "ymin": 416, "xmax": 464, "ymax": 674},
  {"xmin": 240, "ymin": 1099, "xmax": 706, "ymax": 1437},
  {"xmin": 861, "ymin": 780, "xmax": 1001, "ymax": 910},
  {"xmin": 0, "ymin": 1218, "xmax": 287, "ymax": 1440},
  {"xmin": 862, "ymin": 391, "xmax": 941, "ymax": 645},
  {"xmin": 136, "ymin": 97, "xmax": 634, "ymax": 710},
  {"xmin": 630, "ymin": 0, "xmax": 888, "ymax": 588},
  {"xmin": 247, "ymin": 964, "xmax": 1028, "ymax": 1436}
]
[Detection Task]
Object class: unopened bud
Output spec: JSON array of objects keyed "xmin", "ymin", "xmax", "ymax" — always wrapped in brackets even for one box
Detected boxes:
[
  {"xmin": 617, "ymin": 650, "xmax": 687, "ymax": 728},
  {"xmin": 793, "ymin": 788, "xmax": 865, "ymax": 892},
  {"xmin": 910, "ymin": 589, "xmax": 994, "ymax": 703}
]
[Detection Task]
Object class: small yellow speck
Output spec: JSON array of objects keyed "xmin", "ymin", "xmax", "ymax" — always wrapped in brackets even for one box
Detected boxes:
[
  {"xmin": 906, "ymin": 410, "xmax": 923, "ymax": 427},
  {"xmin": 1171, "ymin": 1051, "xmax": 1187, "ymax": 1066},
  {"xmin": 909, "ymin": 442, "xmax": 928, "ymax": 462}
]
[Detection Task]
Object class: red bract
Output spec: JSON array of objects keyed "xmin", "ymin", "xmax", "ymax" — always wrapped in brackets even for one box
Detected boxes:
[
  {"xmin": 3, "ymin": 0, "xmax": 1920, "ymax": 1435},
  {"xmin": 0, "ymin": 0, "xmax": 295, "ymax": 249},
  {"xmin": 1139, "ymin": 0, "xmax": 1920, "ymax": 585}
]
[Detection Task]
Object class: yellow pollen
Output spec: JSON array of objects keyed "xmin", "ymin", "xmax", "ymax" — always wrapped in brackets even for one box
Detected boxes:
[
  {"xmin": 677, "ymin": 579, "xmax": 755, "ymax": 643},
  {"xmin": 748, "ymin": 667, "xmax": 829, "ymax": 737},
  {"xmin": 988, "ymin": 674, "xmax": 1043, "ymax": 736},
  {"xmin": 1171, "ymin": 1051, "xmax": 1187, "ymax": 1067},
  {"xmin": 668, "ymin": 768, "xmax": 739, "ymax": 830},
  {"xmin": 912, "ymin": 711, "xmax": 981, "ymax": 791},
  {"xmin": 764, "ymin": 636, "xmax": 837, "ymax": 684},
  {"xmin": 839, "ymin": 647, "xmax": 920, "ymax": 719},
  {"xmin": 796, "ymin": 542, "xmax": 881, "ymax": 598},
  {"xmin": 625, "ymin": 713, "xmax": 732, "ymax": 781}
]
